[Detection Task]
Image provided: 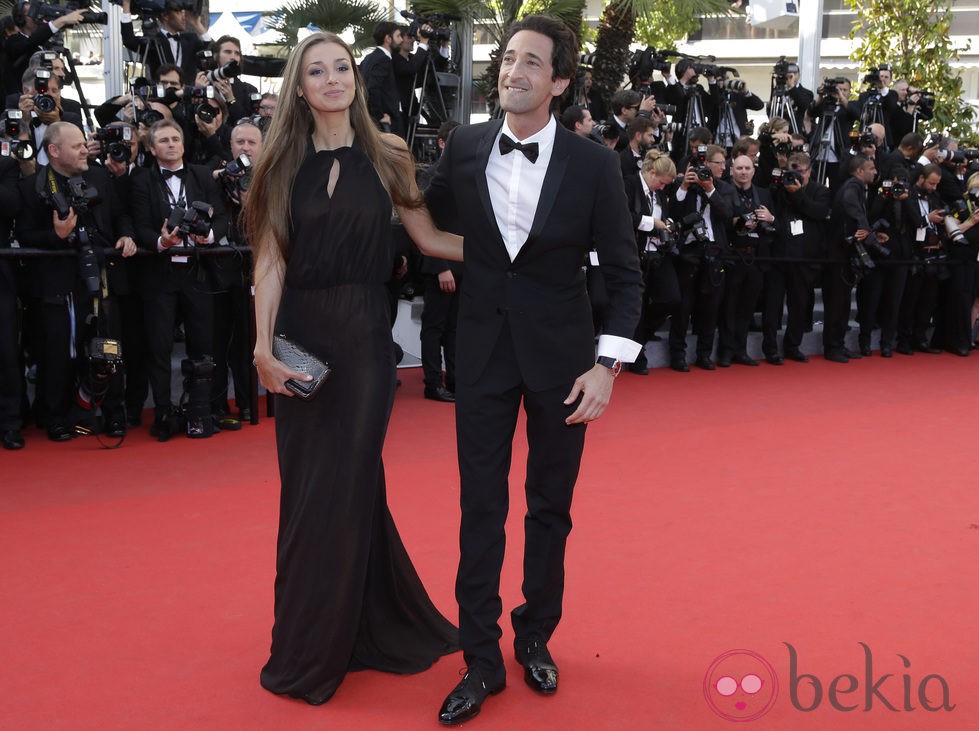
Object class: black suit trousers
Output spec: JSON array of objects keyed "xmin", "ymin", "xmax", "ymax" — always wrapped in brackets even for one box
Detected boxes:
[
  {"xmin": 821, "ymin": 263, "xmax": 854, "ymax": 353},
  {"xmin": 718, "ymin": 259, "xmax": 763, "ymax": 358},
  {"xmin": 856, "ymin": 263, "xmax": 909, "ymax": 349},
  {"xmin": 898, "ymin": 269, "xmax": 940, "ymax": 346},
  {"xmin": 669, "ymin": 256, "xmax": 725, "ymax": 360},
  {"xmin": 762, "ymin": 263, "xmax": 820, "ymax": 354},
  {"xmin": 420, "ymin": 273, "xmax": 460, "ymax": 389},
  {"xmin": 454, "ymin": 318, "xmax": 585, "ymax": 672},
  {"xmin": 0, "ymin": 268, "xmax": 23, "ymax": 430}
]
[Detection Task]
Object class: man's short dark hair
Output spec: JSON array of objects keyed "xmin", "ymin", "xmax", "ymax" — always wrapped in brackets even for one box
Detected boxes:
[
  {"xmin": 560, "ymin": 105, "xmax": 586, "ymax": 131},
  {"xmin": 626, "ymin": 116, "xmax": 655, "ymax": 138},
  {"xmin": 437, "ymin": 119, "xmax": 460, "ymax": 144},
  {"xmin": 154, "ymin": 63, "xmax": 182, "ymax": 83},
  {"xmin": 688, "ymin": 126, "xmax": 713, "ymax": 145},
  {"xmin": 848, "ymin": 154, "xmax": 873, "ymax": 176},
  {"xmin": 920, "ymin": 163, "xmax": 942, "ymax": 180},
  {"xmin": 213, "ymin": 35, "xmax": 241, "ymax": 53},
  {"xmin": 610, "ymin": 89, "xmax": 640, "ymax": 117},
  {"xmin": 500, "ymin": 15, "xmax": 578, "ymax": 83},
  {"xmin": 899, "ymin": 132, "xmax": 924, "ymax": 153},
  {"xmin": 372, "ymin": 21, "xmax": 399, "ymax": 46}
]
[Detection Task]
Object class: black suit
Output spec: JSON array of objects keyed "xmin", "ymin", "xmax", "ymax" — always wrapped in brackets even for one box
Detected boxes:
[
  {"xmin": 3, "ymin": 26, "xmax": 57, "ymax": 96},
  {"xmin": 359, "ymin": 48, "xmax": 404, "ymax": 138},
  {"xmin": 823, "ymin": 176, "xmax": 870, "ymax": 355},
  {"xmin": 0, "ymin": 156, "xmax": 24, "ymax": 431},
  {"xmin": 121, "ymin": 23, "xmax": 208, "ymax": 84},
  {"xmin": 16, "ymin": 164, "xmax": 134, "ymax": 427},
  {"xmin": 898, "ymin": 185, "xmax": 945, "ymax": 349},
  {"xmin": 856, "ymin": 193, "xmax": 910, "ymax": 351},
  {"xmin": 426, "ymin": 119, "xmax": 642, "ymax": 674},
  {"xmin": 130, "ymin": 163, "xmax": 228, "ymax": 419}
]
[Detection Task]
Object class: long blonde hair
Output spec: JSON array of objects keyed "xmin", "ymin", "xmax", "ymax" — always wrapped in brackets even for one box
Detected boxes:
[{"xmin": 243, "ymin": 32, "xmax": 422, "ymax": 267}]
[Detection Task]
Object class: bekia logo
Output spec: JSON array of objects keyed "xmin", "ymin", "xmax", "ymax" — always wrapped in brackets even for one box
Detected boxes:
[{"xmin": 704, "ymin": 643, "xmax": 955, "ymax": 721}]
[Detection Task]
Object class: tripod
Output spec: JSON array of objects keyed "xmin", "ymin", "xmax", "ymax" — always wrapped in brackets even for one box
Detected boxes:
[
  {"xmin": 769, "ymin": 84, "xmax": 799, "ymax": 134},
  {"xmin": 808, "ymin": 100, "xmax": 840, "ymax": 186},
  {"xmin": 406, "ymin": 48, "xmax": 458, "ymax": 162},
  {"xmin": 714, "ymin": 91, "xmax": 741, "ymax": 151}
]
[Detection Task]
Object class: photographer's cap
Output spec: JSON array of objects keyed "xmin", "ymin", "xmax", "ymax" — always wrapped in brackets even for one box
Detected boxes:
[{"xmin": 786, "ymin": 63, "xmax": 799, "ymax": 73}]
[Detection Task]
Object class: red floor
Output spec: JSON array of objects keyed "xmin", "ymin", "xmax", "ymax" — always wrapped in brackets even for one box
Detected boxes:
[{"xmin": 2, "ymin": 357, "xmax": 978, "ymax": 730}]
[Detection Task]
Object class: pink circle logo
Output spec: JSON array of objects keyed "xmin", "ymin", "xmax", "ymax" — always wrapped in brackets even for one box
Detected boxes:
[{"xmin": 704, "ymin": 649, "xmax": 779, "ymax": 721}]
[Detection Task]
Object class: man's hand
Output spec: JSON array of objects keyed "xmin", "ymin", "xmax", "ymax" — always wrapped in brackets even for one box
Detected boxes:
[
  {"xmin": 564, "ymin": 364, "xmax": 615, "ymax": 425},
  {"xmin": 196, "ymin": 111, "xmax": 222, "ymax": 138},
  {"xmin": 53, "ymin": 8, "xmax": 86, "ymax": 29},
  {"xmin": 853, "ymin": 228, "xmax": 870, "ymax": 241},
  {"xmin": 53, "ymin": 208, "xmax": 77, "ymax": 240},
  {"xmin": 437, "ymin": 270, "xmax": 456, "ymax": 292},
  {"xmin": 927, "ymin": 209, "xmax": 946, "ymax": 224},
  {"xmin": 639, "ymin": 95, "xmax": 657, "ymax": 114},
  {"xmin": 160, "ymin": 219, "xmax": 182, "ymax": 248},
  {"xmin": 681, "ymin": 164, "xmax": 697, "ymax": 190},
  {"xmin": 115, "ymin": 236, "xmax": 137, "ymax": 257}
]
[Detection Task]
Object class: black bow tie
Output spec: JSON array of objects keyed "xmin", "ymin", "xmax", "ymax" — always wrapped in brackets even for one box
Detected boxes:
[
  {"xmin": 161, "ymin": 167, "xmax": 186, "ymax": 180},
  {"xmin": 498, "ymin": 134, "xmax": 539, "ymax": 163},
  {"xmin": 164, "ymin": 32, "xmax": 180, "ymax": 40}
]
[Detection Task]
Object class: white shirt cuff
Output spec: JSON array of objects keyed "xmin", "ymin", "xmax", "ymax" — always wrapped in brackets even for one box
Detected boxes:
[
  {"xmin": 156, "ymin": 236, "xmax": 167, "ymax": 252},
  {"xmin": 121, "ymin": 13, "xmax": 132, "ymax": 21},
  {"xmin": 637, "ymin": 215, "xmax": 655, "ymax": 232},
  {"xmin": 676, "ymin": 187, "xmax": 688, "ymax": 202},
  {"xmin": 597, "ymin": 334, "xmax": 643, "ymax": 364}
]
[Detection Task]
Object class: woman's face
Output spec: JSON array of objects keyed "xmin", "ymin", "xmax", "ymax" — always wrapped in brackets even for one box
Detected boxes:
[
  {"xmin": 644, "ymin": 170, "xmax": 672, "ymax": 191},
  {"xmin": 297, "ymin": 41, "xmax": 356, "ymax": 115}
]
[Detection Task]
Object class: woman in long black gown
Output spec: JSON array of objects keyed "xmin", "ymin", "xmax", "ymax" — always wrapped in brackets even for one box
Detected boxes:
[{"xmin": 245, "ymin": 31, "xmax": 463, "ymax": 706}]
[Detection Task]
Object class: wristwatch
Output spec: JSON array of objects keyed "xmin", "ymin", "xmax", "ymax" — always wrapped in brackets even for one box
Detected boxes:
[{"xmin": 596, "ymin": 356, "xmax": 622, "ymax": 377}]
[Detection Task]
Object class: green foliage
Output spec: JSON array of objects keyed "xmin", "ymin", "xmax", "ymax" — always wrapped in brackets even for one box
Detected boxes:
[
  {"xmin": 846, "ymin": 0, "xmax": 976, "ymax": 140},
  {"xmin": 265, "ymin": 0, "xmax": 383, "ymax": 51},
  {"xmin": 634, "ymin": 0, "xmax": 728, "ymax": 50}
]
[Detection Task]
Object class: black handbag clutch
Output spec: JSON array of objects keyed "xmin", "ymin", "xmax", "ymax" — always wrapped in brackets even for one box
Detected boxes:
[{"xmin": 271, "ymin": 334, "xmax": 332, "ymax": 400}]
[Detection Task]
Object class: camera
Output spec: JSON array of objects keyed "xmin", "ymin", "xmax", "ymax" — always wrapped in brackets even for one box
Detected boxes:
[
  {"xmin": 167, "ymin": 200, "xmax": 214, "ymax": 239},
  {"xmin": 190, "ymin": 85, "xmax": 219, "ymax": 122},
  {"xmin": 659, "ymin": 121, "xmax": 683, "ymax": 134},
  {"xmin": 27, "ymin": 0, "xmax": 107, "ymax": 25},
  {"xmin": 693, "ymin": 144, "xmax": 712, "ymax": 181},
  {"xmin": 33, "ymin": 70, "xmax": 57, "ymax": 114},
  {"xmin": 0, "ymin": 111, "xmax": 36, "ymax": 160},
  {"xmin": 219, "ymin": 153, "xmax": 251, "ymax": 198},
  {"xmin": 181, "ymin": 356, "xmax": 215, "ymax": 438},
  {"xmin": 863, "ymin": 67, "xmax": 881, "ymax": 87},
  {"xmin": 198, "ymin": 50, "xmax": 241, "ymax": 84},
  {"xmin": 40, "ymin": 174, "xmax": 103, "ymax": 292},
  {"xmin": 846, "ymin": 219, "xmax": 890, "ymax": 269},
  {"xmin": 76, "ymin": 337, "xmax": 123, "ymax": 411},
  {"xmin": 771, "ymin": 167, "xmax": 802, "ymax": 188},
  {"xmin": 945, "ymin": 215, "xmax": 968, "ymax": 245},
  {"xmin": 628, "ymin": 47, "xmax": 674, "ymax": 81},
  {"xmin": 736, "ymin": 211, "xmax": 777, "ymax": 236},
  {"xmin": 718, "ymin": 78, "xmax": 746, "ymax": 93},
  {"xmin": 94, "ymin": 125, "xmax": 134, "ymax": 163},
  {"xmin": 679, "ymin": 211, "xmax": 709, "ymax": 245},
  {"xmin": 593, "ymin": 122, "xmax": 619, "ymax": 143},
  {"xmin": 879, "ymin": 179, "xmax": 907, "ymax": 198},
  {"xmin": 772, "ymin": 56, "xmax": 791, "ymax": 89},
  {"xmin": 401, "ymin": 9, "xmax": 455, "ymax": 44},
  {"xmin": 849, "ymin": 128, "xmax": 877, "ymax": 151}
]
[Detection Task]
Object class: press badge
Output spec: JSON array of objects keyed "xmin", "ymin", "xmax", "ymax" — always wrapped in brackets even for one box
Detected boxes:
[
  {"xmin": 790, "ymin": 219, "xmax": 804, "ymax": 236},
  {"xmin": 589, "ymin": 250, "xmax": 599, "ymax": 266},
  {"xmin": 916, "ymin": 227, "xmax": 927, "ymax": 242}
]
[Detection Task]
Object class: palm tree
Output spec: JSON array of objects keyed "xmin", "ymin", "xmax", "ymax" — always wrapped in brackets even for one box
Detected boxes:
[{"xmin": 265, "ymin": 0, "xmax": 384, "ymax": 53}]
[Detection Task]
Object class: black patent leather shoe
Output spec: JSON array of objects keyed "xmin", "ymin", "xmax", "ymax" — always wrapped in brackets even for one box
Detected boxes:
[
  {"xmin": 695, "ymin": 356, "xmax": 715, "ymax": 371},
  {"xmin": 425, "ymin": 385, "xmax": 456, "ymax": 403},
  {"xmin": 843, "ymin": 348, "xmax": 862, "ymax": 360},
  {"xmin": 880, "ymin": 347, "xmax": 893, "ymax": 358},
  {"xmin": 914, "ymin": 341, "xmax": 941, "ymax": 354},
  {"xmin": 104, "ymin": 420, "xmax": 126, "ymax": 438},
  {"xmin": 2, "ymin": 429, "xmax": 24, "ymax": 450},
  {"xmin": 715, "ymin": 355, "xmax": 732, "ymax": 368},
  {"xmin": 860, "ymin": 345, "xmax": 872, "ymax": 357},
  {"xmin": 784, "ymin": 349, "xmax": 808, "ymax": 363},
  {"xmin": 951, "ymin": 348, "xmax": 970, "ymax": 357},
  {"xmin": 824, "ymin": 351, "xmax": 849, "ymax": 364},
  {"xmin": 627, "ymin": 361, "xmax": 649, "ymax": 376},
  {"xmin": 514, "ymin": 638, "xmax": 559, "ymax": 695},
  {"xmin": 732, "ymin": 354, "xmax": 759, "ymax": 366},
  {"xmin": 47, "ymin": 424, "xmax": 73, "ymax": 442},
  {"xmin": 896, "ymin": 344, "xmax": 915, "ymax": 355},
  {"xmin": 438, "ymin": 667, "xmax": 506, "ymax": 726},
  {"xmin": 149, "ymin": 415, "xmax": 174, "ymax": 443},
  {"xmin": 670, "ymin": 359, "xmax": 690, "ymax": 372}
]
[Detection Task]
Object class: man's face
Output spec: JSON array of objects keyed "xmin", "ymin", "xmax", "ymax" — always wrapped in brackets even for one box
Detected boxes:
[
  {"xmin": 619, "ymin": 102, "xmax": 638, "ymax": 122},
  {"xmin": 635, "ymin": 127, "xmax": 655, "ymax": 150},
  {"xmin": 731, "ymin": 155, "xmax": 755, "ymax": 187},
  {"xmin": 158, "ymin": 70, "xmax": 181, "ymax": 92},
  {"xmin": 707, "ymin": 152, "xmax": 726, "ymax": 180},
  {"xmin": 50, "ymin": 125, "xmax": 89, "ymax": 176},
  {"xmin": 786, "ymin": 70, "xmax": 799, "ymax": 88},
  {"xmin": 230, "ymin": 124, "xmax": 262, "ymax": 160},
  {"xmin": 217, "ymin": 42, "xmax": 241, "ymax": 66},
  {"xmin": 258, "ymin": 97, "xmax": 276, "ymax": 117},
  {"xmin": 894, "ymin": 80, "xmax": 908, "ymax": 102},
  {"xmin": 838, "ymin": 80, "xmax": 851, "ymax": 99},
  {"xmin": 576, "ymin": 109, "xmax": 594, "ymax": 137},
  {"xmin": 856, "ymin": 161, "xmax": 877, "ymax": 185},
  {"xmin": 387, "ymin": 30, "xmax": 403, "ymax": 51},
  {"xmin": 498, "ymin": 30, "xmax": 569, "ymax": 120},
  {"xmin": 879, "ymin": 68, "xmax": 891, "ymax": 87},
  {"xmin": 150, "ymin": 125, "xmax": 185, "ymax": 166},
  {"xmin": 583, "ymin": 71, "xmax": 592, "ymax": 92},
  {"xmin": 791, "ymin": 161, "xmax": 812, "ymax": 186},
  {"xmin": 162, "ymin": 8, "xmax": 186, "ymax": 32},
  {"xmin": 399, "ymin": 33, "xmax": 414, "ymax": 54},
  {"xmin": 920, "ymin": 172, "xmax": 941, "ymax": 194}
]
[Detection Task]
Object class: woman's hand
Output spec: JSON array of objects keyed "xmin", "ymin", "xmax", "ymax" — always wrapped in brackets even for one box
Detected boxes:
[{"xmin": 254, "ymin": 351, "xmax": 312, "ymax": 397}]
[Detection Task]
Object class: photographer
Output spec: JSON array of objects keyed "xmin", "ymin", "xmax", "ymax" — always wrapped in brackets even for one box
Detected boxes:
[
  {"xmin": 824, "ymin": 154, "xmax": 882, "ymax": 362},
  {"xmin": 808, "ymin": 76, "xmax": 859, "ymax": 193},
  {"xmin": 619, "ymin": 115, "xmax": 661, "ymax": 178},
  {"xmin": 664, "ymin": 59, "xmax": 717, "ymax": 163},
  {"xmin": 4, "ymin": 50, "xmax": 83, "ymax": 117},
  {"xmin": 210, "ymin": 117, "xmax": 260, "ymax": 421},
  {"xmin": 17, "ymin": 66, "xmax": 82, "ymax": 166},
  {"xmin": 203, "ymin": 36, "xmax": 258, "ymax": 125},
  {"xmin": 933, "ymin": 174, "xmax": 979, "ymax": 355},
  {"xmin": 180, "ymin": 82, "xmax": 231, "ymax": 166},
  {"xmin": 896, "ymin": 164, "xmax": 947, "ymax": 355},
  {"xmin": 15, "ymin": 121, "xmax": 137, "ymax": 440},
  {"xmin": 880, "ymin": 132, "xmax": 923, "ymax": 183},
  {"xmin": 764, "ymin": 152, "xmax": 830, "ymax": 363},
  {"xmin": 560, "ymin": 105, "xmax": 596, "ymax": 140},
  {"xmin": 854, "ymin": 64, "xmax": 900, "ymax": 149},
  {"xmin": 668, "ymin": 144, "xmax": 732, "ymax": 371},
  {"xmin": 718, "ymin": 154, "xmax": 774, "ymax": 366},
  {"xmin": 622, "ymin": 150, "xmax": 680, "ymax": 374},
  {"xmin": 710, "ymin": 68, "xmax": 763, "ymax": 150},
  {"xmin": 360, "ymin": 21, "xmax": 405, "ymax": 138},
  {"xmin": 130, "ymin": 119, "xmax": 228, "ymax": 441},
  {"xmin": 606, "ymin": 89, "xmax": 655, "ymax": 152},
  {"xmin": 0, "ymin": 154, "xmax": 25, "ymax": 449},
  {"xmin": 120, "ymin": 0, "xmax": 212, "ymax": 85},
  {"xmin": 768, "ymin": 61, "xmax": 813, "ymax": 135},
  {"xmin": 855, "ymin": 171, "xmax": 912, "ymax": 357},
  {"xmin": 2, "ymin": 1, "xmax": 87, "ymax": 96}
]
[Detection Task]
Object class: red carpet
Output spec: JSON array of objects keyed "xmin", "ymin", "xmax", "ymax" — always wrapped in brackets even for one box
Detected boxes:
[{"xmin": 3, "ymin": 356, "xmax": 979, "ymax": 730}]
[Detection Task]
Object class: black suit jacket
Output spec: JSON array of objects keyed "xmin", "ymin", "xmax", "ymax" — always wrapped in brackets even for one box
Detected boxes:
[
  {"xmin": 16, "ymin": 164, "xmax": 134, "ymax": 298},
  {"xmin": 771, "ymin": 180, "xmax": 831, "ymax": 260},
  {"xmin": 129, "ymin": 162, "xmax": 229, "ymax": 294},
  {"xmin": 830, "ymin": 176, "xmax": 871, "ymax": 260},
  {"xmin": 0, "ymin": 157, "xmax": 22, "ymax": 295},
  {"xmin": 426, "ymin": 119, "xmax": 642, "ymax": 391},
  {"xmin": 359, "ymin": 48, "xmax": 404, "ymax": 138},
  {"xmin": 121, "ymin": 23, "xmax": 207, "ymax": 84},
  {"xmin": 3, "ymin": 26, "xmax": 56, "ymax": 96}
]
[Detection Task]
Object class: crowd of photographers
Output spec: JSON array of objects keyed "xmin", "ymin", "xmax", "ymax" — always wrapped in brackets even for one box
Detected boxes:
[
  {"xmin": 559, "ymin": 51, "xmax": 979, "ymax": 374},
  {"xmin": 0, "ymin": 0, "xmax": 281, "ymax": 450}
]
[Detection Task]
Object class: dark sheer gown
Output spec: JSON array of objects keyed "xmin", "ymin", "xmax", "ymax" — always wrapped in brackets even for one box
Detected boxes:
[{"xmin": 260, "ymin": 141, "xmax": 458, "ymax": 705}]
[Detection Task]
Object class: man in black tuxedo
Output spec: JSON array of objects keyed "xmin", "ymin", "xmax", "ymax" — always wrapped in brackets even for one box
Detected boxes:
[
  {"xmin": 15, "ymin": 122, "xmax": 137, "ymax": 440},
  {"xmin": 206, "ymin": 36, "xmax": 259, "ymax": 125},
  {"xmin": 130, "ymin": 119, "xmax": 228, "ymax": 441},
  {"xmin": 426, "ymin": 15, "xmax": 642, "ymax": 725},
  {"xmin": 120, "ymin": 0, "xmax": 211, "ymax": 85},
  {"xmin": 16, "ymin": 68, "xmax": 84, "ymax": 168},
  {"xmin": 4, "ymin": 50, "xmax": 84, "ymax": 117},
  {"xmin": 2, "ymin": 3, "xmax": 86, "ymax": 96},
  {"xmin": 359, "ymin": 22, "xmax": 405, "ymax": 138},
  {"xmin": 0, "ymin": 155, "xmax": 25, "ymax": 449},
  {"xmin": 767, "ymin": 62, "xmax": 813, "ymax": 135}
]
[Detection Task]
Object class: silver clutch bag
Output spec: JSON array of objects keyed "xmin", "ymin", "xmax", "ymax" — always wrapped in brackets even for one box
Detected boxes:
[{"xmin": 271, "ymin": 334, "xmax": 332, "ymax": 400}]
